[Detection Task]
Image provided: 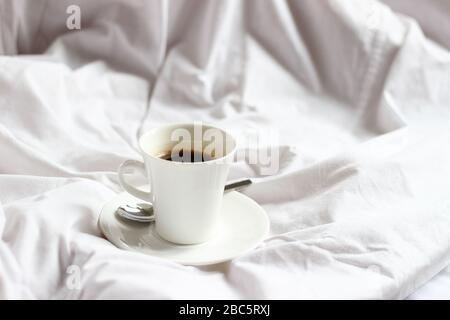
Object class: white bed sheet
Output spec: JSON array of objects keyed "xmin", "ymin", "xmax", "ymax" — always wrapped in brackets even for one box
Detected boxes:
[
  {"xmin": 1, "ymin": 0, "xmax": 450, "ymax": 299},
  {"xmin": 408, "ymin": 265, "xmax": 450, "ymax": 300}
]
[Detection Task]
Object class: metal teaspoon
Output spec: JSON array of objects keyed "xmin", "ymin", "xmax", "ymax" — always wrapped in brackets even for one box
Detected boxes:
[{"xmin": 116, "ymin": 178, "xmax": 253, "ymax": 223}]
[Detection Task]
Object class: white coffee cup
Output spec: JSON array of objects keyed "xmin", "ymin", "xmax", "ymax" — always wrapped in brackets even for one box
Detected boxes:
[{"xmin": 118, "ymin": 123, "xmax": 236, "ymax": 244}]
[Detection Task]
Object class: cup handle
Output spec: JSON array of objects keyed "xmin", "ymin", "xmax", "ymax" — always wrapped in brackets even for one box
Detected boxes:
[{"xmin": 118, "ymin": 160, "xmax": 153, "ymax": 201}]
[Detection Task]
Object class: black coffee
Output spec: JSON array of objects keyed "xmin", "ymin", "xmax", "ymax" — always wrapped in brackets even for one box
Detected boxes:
[{"xmin": 158, "ymin": 149, "xmax": 215, "ymax": 163}]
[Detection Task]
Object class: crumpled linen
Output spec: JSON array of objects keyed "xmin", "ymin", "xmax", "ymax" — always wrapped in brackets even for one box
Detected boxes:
[{"xmin": 1, "ymin": 0, "xmax": 450, "ymax": 299}]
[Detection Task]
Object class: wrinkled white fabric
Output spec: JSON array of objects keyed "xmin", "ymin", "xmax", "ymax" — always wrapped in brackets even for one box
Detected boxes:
[{"xmin": 1, "ymin": 0, "xmax": 450, "ymax": 299}]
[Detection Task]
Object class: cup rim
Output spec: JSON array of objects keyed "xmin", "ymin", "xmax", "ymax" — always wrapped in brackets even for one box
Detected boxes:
[{"xmin": 138, "ymin": 122, "xmax": 237, "ymax": 165}]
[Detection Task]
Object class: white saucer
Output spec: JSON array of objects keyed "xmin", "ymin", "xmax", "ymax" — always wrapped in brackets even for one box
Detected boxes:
[{"xmin": 99, "ymin": 189, "xmax": 270, "ymax": 266}]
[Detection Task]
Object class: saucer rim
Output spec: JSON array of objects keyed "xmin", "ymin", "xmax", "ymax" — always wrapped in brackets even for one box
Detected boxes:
[{"xmin": 99, "ymin": 189, "xmax": 270, "ymax": 266}]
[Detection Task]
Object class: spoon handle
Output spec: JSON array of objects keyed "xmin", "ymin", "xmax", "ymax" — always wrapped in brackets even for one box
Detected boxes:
[{"xmin": 224, "ymin": 178, "xmax": 253, "ymax": 193}]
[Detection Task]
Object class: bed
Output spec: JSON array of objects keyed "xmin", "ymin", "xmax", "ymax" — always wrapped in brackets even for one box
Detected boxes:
[{"xmin": 1, "ymin": 0, "xmax": 450, "ymax": 299}]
